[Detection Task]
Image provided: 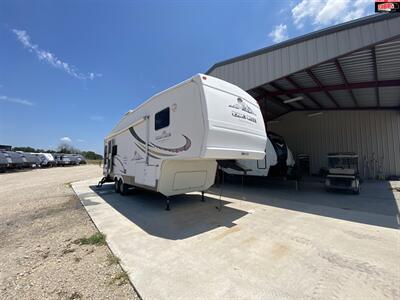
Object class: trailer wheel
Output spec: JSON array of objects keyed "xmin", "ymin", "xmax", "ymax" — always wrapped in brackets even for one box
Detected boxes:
[
  {"xmin": 114, "ymin": 179, "xmax": 120, "ymax": 193},
  {"xmin": 120, "ymin": 180, "xmax": 128, "ymax": 196}
]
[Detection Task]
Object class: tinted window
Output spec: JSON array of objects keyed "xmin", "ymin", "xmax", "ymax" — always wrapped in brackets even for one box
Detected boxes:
[
  {"xmin": 155, "ymin": 107, "xmax": 170, "ymax": 130},
  {"xmin": 112, "ymin": 145, "xmax": 117, "ymax": 156}
]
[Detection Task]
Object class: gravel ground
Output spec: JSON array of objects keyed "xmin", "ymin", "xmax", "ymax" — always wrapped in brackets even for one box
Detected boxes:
[{"xmin": 0, "ymin": 165, "xmax": 140, "ymax": 300}]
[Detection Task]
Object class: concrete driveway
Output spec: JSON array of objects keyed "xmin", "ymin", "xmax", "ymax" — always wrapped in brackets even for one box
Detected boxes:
[{"xmin": 72, "ymin": 178, "xmax": 400, "ymax": 300}]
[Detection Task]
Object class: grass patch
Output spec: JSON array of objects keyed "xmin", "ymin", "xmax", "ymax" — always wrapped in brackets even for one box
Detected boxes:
[
  {"xmin": 74, "ymin": 232, "xmax": 106, "ymax": 246},
  {"xmin": 106, "ymin": 253, "xmax": 121, "ymax": 266},
  {"xmin": 109, "ymin": 270, "xmax": 129, "ymax": 286}
]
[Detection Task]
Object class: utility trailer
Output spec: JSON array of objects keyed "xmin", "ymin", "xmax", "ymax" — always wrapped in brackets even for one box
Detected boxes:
[{"xmin": 102, "ymin": 74, "xmax": 267, "ymax": 209}]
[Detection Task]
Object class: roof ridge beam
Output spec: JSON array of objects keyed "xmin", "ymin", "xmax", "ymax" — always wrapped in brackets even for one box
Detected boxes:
[
  {"xmin": 306, "ymin": 69, "xmax": 340, "ymax": 108},
  {"xmin": 371, "ymin": 47, "xmax": 381, "ymax": 107},
  {"xmin": 266, "ymin": 79, "xmax": 400, "ymax": 96},
  {"xmin": 334, "ymin": 59, "xmax": 359, "ymax": 107}
]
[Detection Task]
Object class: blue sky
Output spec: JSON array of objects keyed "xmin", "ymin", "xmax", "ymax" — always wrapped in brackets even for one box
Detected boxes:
[{"xmin": 0, "ymin": 0, "xmax": 373, "ymax": 154}]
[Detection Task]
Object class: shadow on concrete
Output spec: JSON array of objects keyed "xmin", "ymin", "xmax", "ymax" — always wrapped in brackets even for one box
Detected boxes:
[
  {"xmin": 88, "ymin": 184, "xmax": 248, "ymax": 240},
  {"xmin": 211, "ymin": 176, "xmax": 400, "ymax": 229}
]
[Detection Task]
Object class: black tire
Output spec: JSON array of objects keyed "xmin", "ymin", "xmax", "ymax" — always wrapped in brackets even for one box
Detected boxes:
[
  {"xmin": 114, "ymin": 179, "xmax": 120, "ymax": 193},
  {"xmin": 120, "ymin": 180, "xmax": 128, "ymax": 196}
]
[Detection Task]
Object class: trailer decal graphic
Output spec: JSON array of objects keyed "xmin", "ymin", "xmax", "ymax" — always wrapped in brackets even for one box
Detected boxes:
[
  {"xmin": 229, "ymin": 97, "xmax": 256, "ymax": 115},
  {"xmin": 231, "ymin": 111, "xmax": 257, "ymax": 123},
  {"xmin": 113, "ymin": 155, "xmax": 127, "ymax": 174},
  {"xmin": 129, "ymin": 127, "xmax": 146, "ymax": 144},
  {"xmin": 129, "ymin": 127, "xmax": 191, "ymax": 155},
  {"xmin": 150, "ymin": 135, "xmax": 191, "ymax": 153},
  {"xmin": 134, "ymin": 142, "xmax": 166, "ymax": 159},
  {"xmin": 134, "ymin": 141, "xmax": 176, "ymax": 157},
  {"xmin": 131, "ymin": 151, "xmax": 143, "ymax": 161}
]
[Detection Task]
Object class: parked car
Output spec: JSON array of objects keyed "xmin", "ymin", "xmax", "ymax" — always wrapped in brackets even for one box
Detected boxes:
[
  {"xmin": 72, "ymin": 154, "xmax": 86, "ymax": 164},
  {"xmin": 66, "ymin": 154, "xmax": 80, "ymax": 165},
  {"xmin": 53, "ymin": 153, "xmax": 74, "ymax": 166}
]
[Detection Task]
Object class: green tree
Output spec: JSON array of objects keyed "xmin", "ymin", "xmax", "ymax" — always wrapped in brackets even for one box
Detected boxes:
[
  {"xmin": 81, "ymin": 151, "xmax": 103, "ymax": 160},
  {"xmin": 12, "ymin": 146, "xmax": 37, "ymax": 152},
  {"xmin": 57, "ymin": 143, "xmax": 80, "ymax": 154}
]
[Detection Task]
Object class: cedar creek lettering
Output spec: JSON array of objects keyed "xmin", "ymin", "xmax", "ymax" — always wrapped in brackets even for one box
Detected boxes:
[{"xmin": 232, "ymin": 111, "xmax": 257, "ymax": 123}]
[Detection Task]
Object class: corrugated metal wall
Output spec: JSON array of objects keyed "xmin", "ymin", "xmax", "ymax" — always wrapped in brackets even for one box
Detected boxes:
[
  {"xmin": 209, "ymin": 15, "xmax": 400, "ymax": 92},
  {"xmin": 269, "ymin": 110, "xmax": 400, "ymax": 178}
]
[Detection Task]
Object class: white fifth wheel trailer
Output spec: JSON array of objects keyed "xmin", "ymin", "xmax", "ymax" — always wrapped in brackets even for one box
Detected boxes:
[
  {"xmin": 221, "ymin": 131, "xmax": 295, "ymax": 178},
  {"xmin": 102, "ymin": 74, "xmax": 267, "ymax": 208}
]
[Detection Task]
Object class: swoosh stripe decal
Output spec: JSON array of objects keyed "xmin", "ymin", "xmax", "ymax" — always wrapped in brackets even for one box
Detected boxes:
[
  {"xmin": 149, "ymin": 134, "xmax": 191, "ymax": 153},
  {"xmin": 128, "ymin": 126, "xmax": 191, "ymax": 155},
  {"xmin": 113, "ymin": 155, "xmax": 127, "ymax": 173},
  {"xmin": 134, "ymin": 143, "xmax": 161, "ymax": 160},
  {"xmin": 129, "ymin": 127, "xmax": 146, "ymax": 144},
  {"xmin": 135, "ymin": 142, "xmax": 174, "ymax": 158}
]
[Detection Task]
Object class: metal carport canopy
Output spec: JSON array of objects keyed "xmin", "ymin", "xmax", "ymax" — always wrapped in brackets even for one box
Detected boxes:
[{"xmin": 207, "ymin": 14, "xmax": 400, "ymax": 120}]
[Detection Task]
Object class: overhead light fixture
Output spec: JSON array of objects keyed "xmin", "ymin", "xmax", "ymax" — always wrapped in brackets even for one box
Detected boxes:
[
  {"xmin": 307, "ymin": 112, "xmax": 324, "ymax": 117},
  {"xmin": 283, "ymin": 96, "xmax": 303, "ymax": 103}
]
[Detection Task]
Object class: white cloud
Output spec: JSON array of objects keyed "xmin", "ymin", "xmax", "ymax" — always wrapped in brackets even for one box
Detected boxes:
[
  {"xmin": 269, "ymin": 24, "xmax": 289, "ymax": 43},
  {"xmin": 77, "ymin": 139, "xmax": 85, "ymax": 142},
  {"xmin": 90, "ymin": 115, "xmax": 104, "ymax": 121},
  {"xmin": 292, "ymin": 0, "xmax": 371, "ymax": 29},
  {"xmin": 12, "ymin": 29, "xmax": 102, "ymax": 81},
  {"xmin": 0, "ymin": 95, "xmax": 34, "ymax": 106},
  {"xmin": 60, "ymin": 137, "xmax": 72, "ymax": 143}
]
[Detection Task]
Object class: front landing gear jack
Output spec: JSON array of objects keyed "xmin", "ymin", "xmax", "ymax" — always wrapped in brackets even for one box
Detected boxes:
[
  {"xmin": 201, "ymin": 191, "xmax": 205, "ymax": 202},
  {"xmin": 166, "ymin": 197, "xmax": 170, "ymax": 211}
]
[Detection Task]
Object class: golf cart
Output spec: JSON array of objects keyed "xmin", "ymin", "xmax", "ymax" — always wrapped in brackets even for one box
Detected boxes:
[{"xmin": 325, "ymin": 152, "xmax": 360, "ymax": 194}]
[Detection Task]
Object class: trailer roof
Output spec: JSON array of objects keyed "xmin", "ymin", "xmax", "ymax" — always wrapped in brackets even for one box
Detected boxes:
[{"xmin": 207, "ymin": 14, "xmax": 400, "ymax": 120}]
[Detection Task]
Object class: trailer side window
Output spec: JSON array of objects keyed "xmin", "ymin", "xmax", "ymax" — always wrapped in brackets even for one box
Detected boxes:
[
  {"xmin": 112, "ymin": 145, "xmax": 118, "ymax": 156},
  {"xmin": 155, "ymin": 107, "xmax": 170, "ymax": 130},
  {"xmin": 103, "ymin": 145, "xmax": 107, "ymax": 164}
]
